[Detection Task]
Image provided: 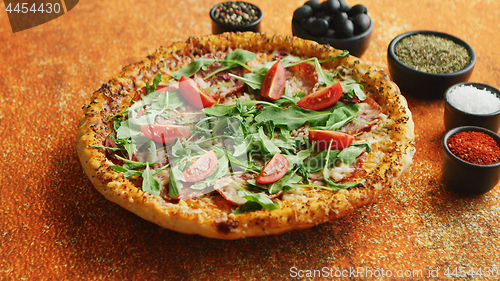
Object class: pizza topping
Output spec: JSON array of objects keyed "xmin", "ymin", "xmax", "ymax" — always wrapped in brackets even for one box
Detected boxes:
[
  {"xmin": 98, "ymin": 50, "xmax": 380, "ymax": 211},
  {"xmin": 183, "ymin": 150, "xmax": 218, "ymax": 182},
  {"xmin": 178, "ymin": 76, "xmax": 217, "ymax": 108},
  {"xmin": 140, "ymin": 124, "xmax": 191, "ymax": 144},
  {"xmin": 297, "ymin": 82, "xmax": 343, "ymax": 110},
  {"xmin": 260, "ymin": 60, "xmax": 286, "ymax": 100},
  {"xmin": 214, "ymin": 176, "xmax": 249, "ymax": 206},
  {"xmin": 308, "ymin": 129, "xmax": 354, "ymax": 150},
  {"xmin": 340, "ymin": 97, "xmax": 382, "ymax": 134},
  {"xmin": 256, "ymin": 153, "xmax": 290, "ymax": 184}
]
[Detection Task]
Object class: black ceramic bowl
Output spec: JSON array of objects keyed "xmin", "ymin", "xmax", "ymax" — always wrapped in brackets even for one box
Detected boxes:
[
  {"xmin": 444, "ymin": 82, "xmax": 500, "ymax": 132},
  {"xmin": 292, "ymin": 19, "xmax": 373, "ymax": 58},
  {"xmin": 210, "ymin": 1, "xmax": 263, "ymax": 35},
  {"xmin": 387, "ymin": 30, "xmax": 476, "ymax": 99},
  {"xmin": 442, "ymin": 126, "xmax": 500, "ymax": 195}
]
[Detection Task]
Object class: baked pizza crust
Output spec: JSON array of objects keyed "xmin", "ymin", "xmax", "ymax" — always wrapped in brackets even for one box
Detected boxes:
[{"xmin": 77, "ymin": 32, "xmax": 415, "ymax": 239}]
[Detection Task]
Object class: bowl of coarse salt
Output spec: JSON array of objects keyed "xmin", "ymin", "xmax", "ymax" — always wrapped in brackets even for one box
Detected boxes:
[{"xmin": 444, "ymin": 82, "xmax": 500, "ymax": 132}]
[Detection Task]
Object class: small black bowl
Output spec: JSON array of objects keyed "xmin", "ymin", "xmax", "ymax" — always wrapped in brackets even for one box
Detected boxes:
[
  {"xmin": 387, "ymin": 30, "xmax": 476, "ymax": 99},
  {"xmin": 442, "ymin": 126, "xmax": 500, "ymax": 195},
  {"xmin": 444, "ymin": 82, "xmax": 500, "ymax": 132},
  {"xmin": 291, "ymin": 18, "xmax": 373, "ymax": 58},
  {"xmin": 210, "ymin": 1, "xmax": 263, "ymax": 35}
]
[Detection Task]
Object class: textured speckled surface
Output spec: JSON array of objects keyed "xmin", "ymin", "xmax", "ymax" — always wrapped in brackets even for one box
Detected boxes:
[{"xmin": 1, "ymin": 0, "xmax": 500, "ymax": 280}]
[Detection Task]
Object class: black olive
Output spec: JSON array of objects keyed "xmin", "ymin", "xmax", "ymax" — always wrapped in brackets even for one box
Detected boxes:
[
  {"xmin": 351, "ymin": 13, "xmax": 371, "ymax": 34},
  {"xmin": 293, "ymin": 5, "xmax": 313, "ymax": 21},
  {"xmin": 337, "ymin": 0, "xmax": 351, "ymax": 12},
  {"xmin": 348, "ymin": 4, "xmax": 368, "ymax": 17},
  {"xmin": 336, "ymin": 18, "xmax": 354, "ymax": 38},
  {"xmin": 330, "ymin": 11, "xmax": 348, "ymax": 29},
  {"xmin": 321, "ymin": 0, "xmax": 340, "ymax": 13},
  {"xmin": 301, "ymin": 17, "xmax": 316, "ymax": 30},
  {"xmin": 325, "ymin": 28, "xmax": 336, "ymax": 38},
  {"xmin": 304, "ymin": 0, "xmax": 322, "ymax": 13},
  {"xmin": 309, "ymin": 18, "xmax": 329, "ymax": 36}
]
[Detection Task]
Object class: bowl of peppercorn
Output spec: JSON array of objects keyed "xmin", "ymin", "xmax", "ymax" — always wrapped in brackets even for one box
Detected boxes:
[
  {"xmin": 210, "ymin": 1, "xmax": 263, "ymax": 34},
  {"xmin": 291, "ymin": 0, "xmax": 373, "ymax": 57},
  {"xmin": 387, "ymin": 30, "xmax": 476, "ymax": 99},
  {"xmin": 442, "ymin": 126, "xmax": 500, "ymax": 195}
]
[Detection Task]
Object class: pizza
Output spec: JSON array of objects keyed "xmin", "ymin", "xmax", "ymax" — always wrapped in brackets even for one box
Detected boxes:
[{"xmin": 77, "ymin": 32, "xmax": 415, "ymax": 239}]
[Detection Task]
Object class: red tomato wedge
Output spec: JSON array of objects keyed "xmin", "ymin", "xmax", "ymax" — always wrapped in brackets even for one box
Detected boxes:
[
  {"xmin": 256, "ymin": 153, "xmax": 289, "ymax": 184},
  {"xmin": 178, "ymin": 76, "xmax": 216, "ymax": 108},
  {"xmin": 297, "ymin": 82, "xmax": 343, "ymax": 111},
  {"xmin": 308, "ymin": 129, "xmax": 354, "ymax": 151},
  {"xmin": 183, "ymin": 150, "xmax": 218, "ymax": 182},
  {"xmin": 261, "ymin": 60, "xmax": 286, "ymax": 100},
  {"xmin": 140, "ymin": 124, "xmax": 190, "ymax": 143}
]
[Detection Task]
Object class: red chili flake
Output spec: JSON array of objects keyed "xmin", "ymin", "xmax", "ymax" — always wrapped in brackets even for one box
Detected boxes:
[{"xmin": 447, "ymin": 131, "xmax": 500, "ymax": 165}]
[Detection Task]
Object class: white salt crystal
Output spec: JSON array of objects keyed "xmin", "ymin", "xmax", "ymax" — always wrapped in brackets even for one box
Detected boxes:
[{"xmin": 448, "ymin": 85, "xmax": 500, "ymax": 114}]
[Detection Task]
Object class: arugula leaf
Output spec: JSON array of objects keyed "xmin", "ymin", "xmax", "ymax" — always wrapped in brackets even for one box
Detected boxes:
[
  {"xmin": 315, "ymin": 102, "xmax": 359, "ymax": 131},
  {"xmin": 170, "ymin": 58, "xmax": 216, "ymax": 80},
  {"xmin": 273, "ymin": 93, "xmax": 304, "ymax": 106},
  {"xmin": 204, "ymin": 49, "xmax": 256, "ymax": 79},
  {"xmin": 142, "ymin": 163, "xmax": 161, "ymax": 196},
  {"xmin": 285, "ymin": 144, "xmax": 314, "ymax": 168},
  {"xmin": 150, "ymin": 89, "xmax": 187, "ymax": 111},
  {"xmin": 142, "ymin": 139, "xmax": 157, "ymax": 162},
  {"xmin": 168, "ymin": 166, "xmax": 184, "ymax": 198},
  {"xmin": 336, "ymin": 142, "xmax": 372, "ymax": 165},
  {"xmin": 255, "ymin": 105, "xmax": 332, "ymax": 131},
  {"xmin": 269, "ymin": 172, "xmax": 303, "ymax": 194},
  {"xmin": 228, "ymin": 72, "xmax": 263, "ymax": 90},
  {"xmin": 231, "ymin": 201, "xmax": 263, "ymax": 214},
  {"xmin": 337, "ymin": 145, "xmax": 366, "ymax": 165},
  {"xmin": 145, "ymin": 73, "xmax": 163, "ymax": 95},
  {"xmin": 237, "ymin": 189, "xmax": 278, "ymax": 210},
  {"xmin": 312, "ymin": 58, "xmax": 336, "ymax": 86},
  {"xmin": 306, "ymin": 149, "xmax": 341, "ymax": 172},
  {"xmin": 340, "ymin": 79, "xmax": 366, "ymax": 101},
  {"xmin": 257, "ymin": 127, "xmax": 281, "ymax": 156}
]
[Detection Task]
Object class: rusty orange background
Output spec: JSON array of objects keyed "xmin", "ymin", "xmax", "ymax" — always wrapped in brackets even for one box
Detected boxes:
[{"xmin": 1, "ymin": 0, "xmax": 500, "ymax": 280}]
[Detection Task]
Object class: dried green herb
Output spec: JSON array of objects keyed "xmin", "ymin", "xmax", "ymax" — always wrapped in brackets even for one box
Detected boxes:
[{"xmin": 395, "ymin": 34, "xmax": 470, "ymax": 74}]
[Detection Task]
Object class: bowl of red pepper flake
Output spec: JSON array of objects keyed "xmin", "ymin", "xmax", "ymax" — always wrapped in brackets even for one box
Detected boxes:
[
  {"xmin": 442, "ymin": 126, "xmax": 500, "ymax": 195},
  {"xmin": 210, "ymin": 1, "xmax": 263, "ymax": 34}
]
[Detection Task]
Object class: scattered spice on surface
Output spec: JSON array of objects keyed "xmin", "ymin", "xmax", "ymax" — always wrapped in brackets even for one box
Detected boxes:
[
  {"xmin": 395, "ymin": 34, "xmax": 471, "ymax": 74},
  {"xmin": 447, "ymin": 131, "xmax": 500, "ymax": 165},
  {"xmin": 448, "ymin": 85, "xmax": 500, "ymax": 114},
  {"xmin": 213, "ymin": 2, "xmax": 260, "ymax": 26}
]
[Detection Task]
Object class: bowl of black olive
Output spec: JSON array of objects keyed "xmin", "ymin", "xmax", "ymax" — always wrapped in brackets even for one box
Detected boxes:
[
  {"xmin": 291, "ymin": 0, "xmax": 373, "ymax": 57},
  {"xmin": 387, "ymin": 30, "xmax": 476, "ymax": 99},
  {"xmin": 210, "ymin": 1, "xmax": 263, "ymax": 34}
]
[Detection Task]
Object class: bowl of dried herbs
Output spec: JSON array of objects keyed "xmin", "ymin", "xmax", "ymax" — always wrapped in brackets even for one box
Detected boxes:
[{"xmin": 387, "ymin": 30, "xmax": 476, "ymax": 99}]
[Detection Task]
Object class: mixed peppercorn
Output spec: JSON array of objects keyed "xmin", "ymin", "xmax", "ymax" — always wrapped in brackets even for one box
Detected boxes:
[{"xmin": 213, "ymin": 1, "xmax": 261, "ymax": 26}]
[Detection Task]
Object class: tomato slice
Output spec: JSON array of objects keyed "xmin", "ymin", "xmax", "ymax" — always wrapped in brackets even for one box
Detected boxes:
[
  {"xmin": 297, "ymin": 82, "xmax": 343, "ymax": 111},
  {"xmin": 308, "ymin": 129, "xmax": 354, "ymax": 150},
  {"xmin": 183, "ymin": 150, "xmax": 218, "ymax": 182},
  {"xmin": 261, "ymin": 60, "xmax": 286, "ymax": 100},
  {"xmin": 140, "ymin": 124, "xmax": 190, "ymax": 143},
  {"xmin": 178, "ymin": 76, "xmax": 216, "ymax": 108},
  {"xmin": 256, "ymin": 153, "xmax": 289, "ymax": 184}
]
